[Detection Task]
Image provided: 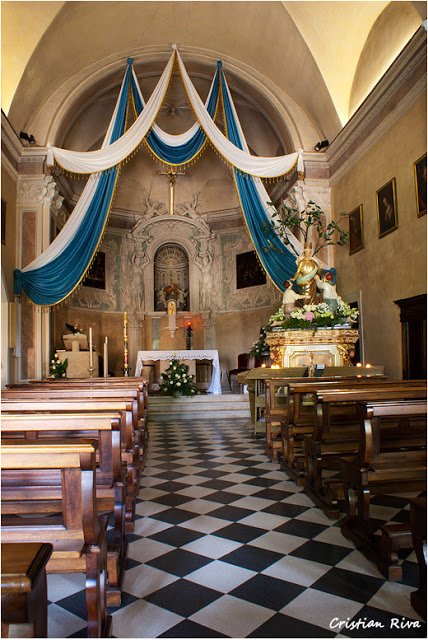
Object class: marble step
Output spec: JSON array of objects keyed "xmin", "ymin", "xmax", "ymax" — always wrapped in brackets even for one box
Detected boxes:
[{"xmin": 148, "ymin": 394, "xmax": 250, "ymax": 419}]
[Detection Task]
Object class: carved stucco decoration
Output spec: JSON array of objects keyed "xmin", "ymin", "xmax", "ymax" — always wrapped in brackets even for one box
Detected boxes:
[
  {"xmin": 17, "ymin": 175, "xmax": 60, "ymax": 207},
  {"xmin": 283, "ymin": 182, "xmax": 331, "ymax": 218},
  {"xmin": 67, "ymin": 235, "xmax": 119, "ymax": 311},
  {"xmin": 124, "ymin": 190, "xmax": 215, "ymax": 313},
  {"xmin": 219, "ymin": 229, "xmax": 281, "ymax": 311}
]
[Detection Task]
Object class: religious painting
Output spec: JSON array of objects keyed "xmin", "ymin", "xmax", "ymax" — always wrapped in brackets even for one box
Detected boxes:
[
  {"xmin": 414, "ymin": 153, "xmax": 427, "ymax": 217},
  {"xmin": 348, "ymin": 204, "xmax": 364, "ymax": 255},
  {"xmin": 1, "ymin": 199, "xmax": 6, "ymax": 245},
  {"xmin": 84, "ymin": 251, "xmax": 106, "ymax": 289},
  {"xmin": 236, "ymin": 251, "xmax": 266, "ymax": 289},
  {"xmin": 376, "ymin": 178, "xmax": 398, "ymax": 239}
]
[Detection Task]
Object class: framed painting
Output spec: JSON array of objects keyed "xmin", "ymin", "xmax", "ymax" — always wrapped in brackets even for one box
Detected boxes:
[
  {"xmin": 84, "ymin": 251, "xmax": 106, "ymax": 289},
  {"xmin": 376, "ymin": 178, "xmax": 398, "ymax": 238},
  {"xmin": 236, "ymin": 250, "xmax": 266, "ymax": 289},
  {"xmin": 348, "ymin": 204, "xmax": 364, "ymax": 255},
  {"xmin": 414, "ymin": 153, "xmax": 427, "ymax": 217}
]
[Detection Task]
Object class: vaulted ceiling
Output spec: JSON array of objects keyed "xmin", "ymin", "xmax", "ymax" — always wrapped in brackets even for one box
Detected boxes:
[{"xmin": 2, "ymin": 1, "xmax": 425, "ymax": 149}]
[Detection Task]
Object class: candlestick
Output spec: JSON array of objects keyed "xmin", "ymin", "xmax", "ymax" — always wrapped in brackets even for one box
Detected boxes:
[
  {"xmin": 89, "ymin": 327, "xmax": 93, "ymax": 377},
  {"xmin": 123, "ymin": 312, "xmax": 129, "ymax": 377},
  {"xmin": 104, "ymin": 336, "xmax": 108, "ymax": 378}
]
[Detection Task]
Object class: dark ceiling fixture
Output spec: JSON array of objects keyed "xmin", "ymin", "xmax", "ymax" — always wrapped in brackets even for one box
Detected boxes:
[
  {"xmin": 19, "ymin": 131, "xmax": 36, "ymax": 145},
  {"xmin": 314, "ymin": 140, "xmax": 329, "ymax": 152}
]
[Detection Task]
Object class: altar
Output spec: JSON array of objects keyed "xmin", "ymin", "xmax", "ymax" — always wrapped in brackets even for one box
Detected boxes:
[
  {"xmin": 135, "ymin": 350, "xmax": 222, "ymax": 394},
  {"xmin": 266, "ymin": 328, "xmax": 360, "ymax": 367}
]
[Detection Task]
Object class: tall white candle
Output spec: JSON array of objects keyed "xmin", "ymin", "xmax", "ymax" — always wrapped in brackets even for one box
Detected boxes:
[
  {"xmin": 104, "ymin": 337, "xmax": 108, "ymax": 377},
  {"xmin": 89, "ymin": 327, "xmax": 93, "ymax": 369}
]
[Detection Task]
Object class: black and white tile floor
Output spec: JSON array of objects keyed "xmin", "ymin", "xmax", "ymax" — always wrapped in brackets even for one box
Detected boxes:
[{"xmin": 47, "ymin": 418, "xmax": 426, "ymax": 638}]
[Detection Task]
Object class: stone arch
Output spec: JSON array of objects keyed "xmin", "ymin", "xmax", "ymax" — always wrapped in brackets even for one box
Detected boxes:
[{"xmin": 154, "ymin": 243, "xmax": 189, "ymax": 312}]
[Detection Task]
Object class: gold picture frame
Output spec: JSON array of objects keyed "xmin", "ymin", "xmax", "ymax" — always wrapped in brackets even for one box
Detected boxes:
[
  {"xmin": 348, "ymin": 204, "xmax": 364, "ymax": 255},
  {"xmin": 414, "ymin": 153, "xmax": 427, "ymax": 217},
  {"xmin": 376, "ymin": 178, "xmax": 398, "ymax": 239}
]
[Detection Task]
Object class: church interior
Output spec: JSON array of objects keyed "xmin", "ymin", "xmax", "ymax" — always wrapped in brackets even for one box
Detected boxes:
[{"xmin": 1, "ymin": 1, "xmax": 427, "ymax": 638}]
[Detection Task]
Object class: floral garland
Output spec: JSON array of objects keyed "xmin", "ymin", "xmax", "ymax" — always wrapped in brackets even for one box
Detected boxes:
[
  {"xmin": 160, "ymin": 359, "xmax": 201, "ymax": 397},
  {"xmin": 249, "ymin": 327, "xmax": 270, "ymax": 357},
  {"xmin": 50, "ymin": 351, "xmax": 68, "ymax": 378},
  {"xmin": 268, "ymin": 298, "xmax": 358, "ymax": 331}
]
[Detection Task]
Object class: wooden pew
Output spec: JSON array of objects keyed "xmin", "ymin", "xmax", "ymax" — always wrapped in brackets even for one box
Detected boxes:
[
  {"xmin": 7, "ymin": 383, "xmax": 147, "ymax": 454},
  {"xmin": 281, "ymin": 379, "xmax": 424, "ymax": 485},
  {"xmin": 2, "ymin": 393, "xmax": 139, "ymax": 531},
  {"xmin": 303, "ymin": 385, "xmax": 427, "ymax": 518},
  {"xmin": 1, "ymin": 409, "xmax": 127, "ymax": 606},
  {"xmin": 1, "ymin": 542, "xmax": 53, "ymax": 638},
  {"xmin": 340, "ymin": 400, "xmax": 427, "ymax": 579},
  {"xmin": 264, "ymin": 375, "xmax": 388, "ymax": 464},
  {"xmin": 410, "ymin": 497, "xmax": 427, "ymax": 619},
  {"xmin": 1, "ymin": 439, "xmax": 111, "ymax": 637}
]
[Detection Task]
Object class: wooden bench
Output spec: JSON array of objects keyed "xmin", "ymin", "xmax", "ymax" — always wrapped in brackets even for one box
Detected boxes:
[
  {"xmin": 303, "ymin": 385, "xmax": 427, "ymax": 518},
  {"xmin": 281, "ymin": 379, "xmax": 423, "ymax": 485},
  {"xmin": 340, "ymin": 400, "xmax": 427, "ymax": 579},
  {"xmin": 7, "ymin": 383, "xmax": 147, "ymax": 454},
  {"xmin": 1, "ymin": 409, "xmax": 127, "ymax": 606},
  {"xmin": 1, "ymin": 542, "xmax": 53, "ymax": 638},
  {"xmin": 410, "ymin": 496, "xmax": 427, "ymax": 619},
  {"xmin": 2, "ymin": 391, "xmax": 141, "ymax": 528},
  {"xmin": 1, "ymin": 439, "xmax": 111, "ymax": 637}
]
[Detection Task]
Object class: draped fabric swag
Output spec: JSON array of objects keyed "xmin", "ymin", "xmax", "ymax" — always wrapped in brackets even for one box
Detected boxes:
[{"xmin": 16, "ymin": 47, "xmax": 314, "ymax": 306}]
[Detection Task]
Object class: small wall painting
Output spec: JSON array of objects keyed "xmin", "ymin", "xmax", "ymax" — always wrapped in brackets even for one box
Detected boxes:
[
  {"xmin": 348, "ymin": 204, "xmax": 364, "ymax": 255},
  {"xmin": 414, "ymin": 153, "xmax": 427, "ymax": 217},
  {"xmin": 84, "ymin": 251, "xmax": 106, "ymax": 289},
  {"xmin": 376, "ymin": 178, "xmax": 398, "ymax": 238},
  {"xmin": 236, "ymin": 251, "xmax": 266, "ymax": 289}
]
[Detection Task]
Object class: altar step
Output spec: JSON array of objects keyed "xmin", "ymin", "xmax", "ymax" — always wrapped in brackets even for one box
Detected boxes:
[{"xmin": 148, "ymin": 393, "xmax": 250, "ymax": 421}]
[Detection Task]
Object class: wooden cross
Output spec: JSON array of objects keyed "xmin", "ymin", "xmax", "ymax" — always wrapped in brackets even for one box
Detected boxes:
[{"xmin": 157, "ymin": 168, "xmax": 187, "ymax": 215}]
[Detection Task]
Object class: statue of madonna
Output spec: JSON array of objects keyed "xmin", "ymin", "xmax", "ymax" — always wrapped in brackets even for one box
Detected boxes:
[{"xmin": 289, "ymin": 243, "xmax": 322, "ymax": 305}]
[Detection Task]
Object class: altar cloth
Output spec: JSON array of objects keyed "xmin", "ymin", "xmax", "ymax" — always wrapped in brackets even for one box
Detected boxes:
[{"xmin": 135, "ymin": 350, "xmax": 222, "ymax": 394}]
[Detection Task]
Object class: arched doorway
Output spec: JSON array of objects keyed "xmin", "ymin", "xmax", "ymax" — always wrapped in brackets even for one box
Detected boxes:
[{"xmin": 154, "ymin": 243, "xmax": 189, "ymax": 312}]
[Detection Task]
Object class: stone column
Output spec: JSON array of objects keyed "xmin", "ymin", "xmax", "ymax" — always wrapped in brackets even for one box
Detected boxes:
[{"xmin": 16, "ymin": 147, "xmax": 62, "ymax": 380}]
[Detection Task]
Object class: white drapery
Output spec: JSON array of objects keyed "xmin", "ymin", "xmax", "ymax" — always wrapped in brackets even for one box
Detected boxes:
[
  {"xmin": 23, "ymin": 67, "xmax": 131, "ymax": 274},
  {"xmin": 47, "ymin": 51, "xmax": 175, "ymax": 174},
  {"xmin": 47, "ymin": 47, "xmax": 303, "ymax": 180}
]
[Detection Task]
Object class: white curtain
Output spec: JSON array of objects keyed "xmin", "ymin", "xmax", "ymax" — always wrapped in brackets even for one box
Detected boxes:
[
  {"xmin": 47, "ymin": 48, "xmax": 304, "ymax": 180},
  {"xmin": 47, "ymin": 51, "xmax": 175, "ymax": 174}
]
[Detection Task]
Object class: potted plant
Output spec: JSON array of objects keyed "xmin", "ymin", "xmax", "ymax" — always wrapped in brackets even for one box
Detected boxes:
[{"xmin": 160, "ymin": 359, "xmax": 200, "ymax": 398}]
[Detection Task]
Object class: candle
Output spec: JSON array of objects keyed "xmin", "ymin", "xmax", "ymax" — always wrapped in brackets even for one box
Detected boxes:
[
  {"xmin": 89, "ymin": 327, "xmax": 93, "ymax": 369},
  {"xmin": 123, "ymin": 312, "xmax": 129, "ymax": 377},
  {"xmin": 104, "ymin": 337, "xmax": 108, "ymax": 378}
]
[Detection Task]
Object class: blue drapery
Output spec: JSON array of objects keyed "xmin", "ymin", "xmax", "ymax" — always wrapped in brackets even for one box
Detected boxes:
[
  {"xmin": 220, "ymin": 69, "xmax": 297, "ymax": 290},
  {"xmin": 131, "ymin": 63, "xmax": 221, "ymax": 166},
  {"xmin": 14, "ymin": 61, "xmax": 133, "ymax": 306}
]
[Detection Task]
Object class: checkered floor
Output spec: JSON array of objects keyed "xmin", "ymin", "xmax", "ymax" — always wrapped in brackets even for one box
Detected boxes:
[{"xmin": 47, "ymin": 417, "xmax": 426, "ymax": 638}]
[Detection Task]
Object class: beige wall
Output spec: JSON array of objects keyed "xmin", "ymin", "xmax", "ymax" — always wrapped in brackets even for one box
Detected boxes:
[
  {"xmin": 1, "ymin": 167, "xmax": 17, "ymax": 298},
  {"xmin": 332, "ymin": 93, "xmax": 427, "ymax": 378},
  {"xmin": 216, "ymin": 305, "xmax": 278, "ymax": 372}
]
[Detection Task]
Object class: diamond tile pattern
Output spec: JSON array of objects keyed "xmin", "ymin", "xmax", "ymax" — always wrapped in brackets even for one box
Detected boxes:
[{"xmin": 47, "ymin": 416, "xmax": 426, "ymax": 638}]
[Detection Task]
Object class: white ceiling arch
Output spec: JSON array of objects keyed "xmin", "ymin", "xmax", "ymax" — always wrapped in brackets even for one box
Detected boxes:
[{"xmin": 2, "ymin": 1, "xmax": 423, "ymax": 146}]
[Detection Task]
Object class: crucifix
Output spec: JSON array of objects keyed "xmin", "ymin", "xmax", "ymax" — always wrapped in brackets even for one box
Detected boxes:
[{"xmin": 157, "ymin": 168, "xmax": 187, "ymax": 215}]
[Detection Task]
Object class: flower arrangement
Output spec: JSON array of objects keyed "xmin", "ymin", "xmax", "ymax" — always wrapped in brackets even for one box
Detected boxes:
[
  {"xmin": 249, "ymin": 327, "xmax": 270, "ymax": 357},
  {"xmin": 160, "ymin": 359, "xmax": 201, "ymax": 398},
  {"xmin": 268, "ymin": 298, "xmax": 358, "ymax": 331},
  {"xmin": 50, "ymin": 351, "xmax": 68, "ymax": 378}
]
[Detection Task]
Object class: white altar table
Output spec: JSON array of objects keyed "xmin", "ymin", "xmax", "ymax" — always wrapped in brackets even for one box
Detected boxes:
[{"xmin": 135, "ymin": 350, "xmax": 222, "ymax": 394}]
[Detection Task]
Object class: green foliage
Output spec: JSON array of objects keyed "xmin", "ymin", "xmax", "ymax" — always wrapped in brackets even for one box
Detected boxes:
[
  {"xmin": 263, "ymin": 200, "xmax": 349, "ymax": 258},
  {"xmin": 160, "ymin": 359, "xmax": 201, "ymax": 398},
  {"xmin": 50, "ymin": 351, "xmax": 68, "ymax": 378},
  {"xmin": 249, "ymin": 327, "xmax": 270, "ymax": 357}
]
